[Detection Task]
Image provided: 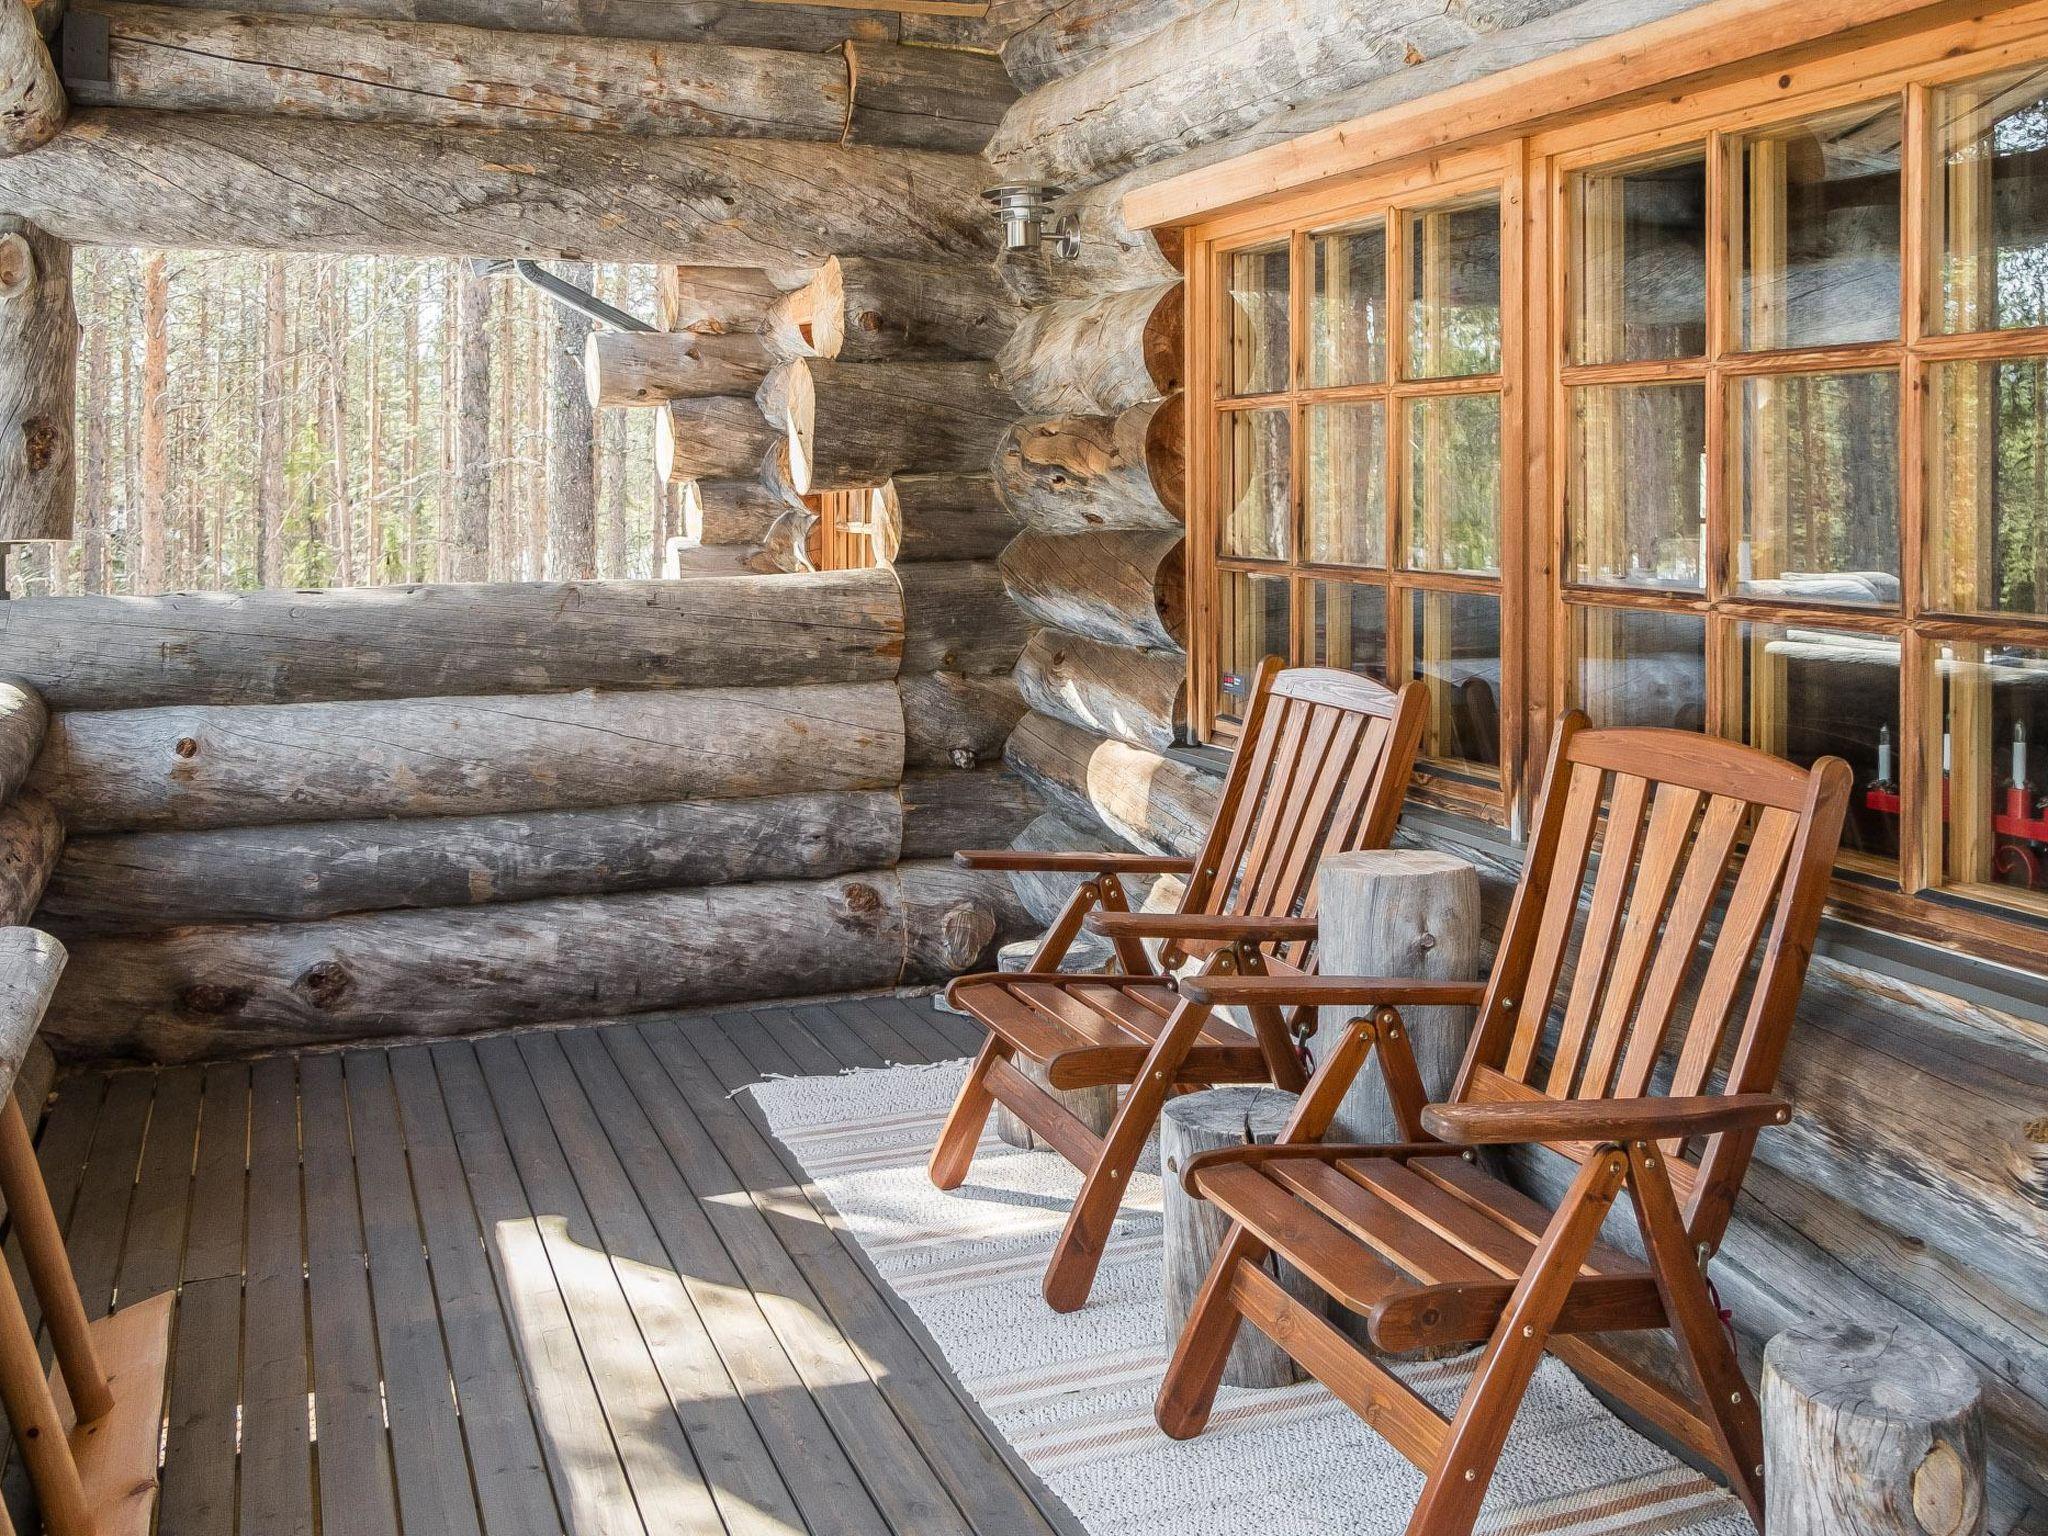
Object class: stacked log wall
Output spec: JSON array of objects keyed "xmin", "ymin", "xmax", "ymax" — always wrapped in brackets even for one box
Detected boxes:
[{"xmin": 5, "ymin": 574, "xmax": 1031, "ymax": 1061}]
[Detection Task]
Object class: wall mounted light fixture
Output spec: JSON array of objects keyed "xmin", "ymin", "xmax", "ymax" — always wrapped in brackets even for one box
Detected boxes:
[{"xmin": 982, "ymin": 184, "xmax": 1079, "ymax": 259}]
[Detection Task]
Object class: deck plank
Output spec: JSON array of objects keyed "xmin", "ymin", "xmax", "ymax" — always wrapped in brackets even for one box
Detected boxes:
[
  {"xmin": 115, "ymin": 1065, "xmax": 202, "ymax": 1307},
  {"xmin": 239, "ymin": 1056, "xmax": 314, "ymax": 1536},
  {"xmin": 429, "ymin": 1041, "xmax": 642, "ymax": 1536},
  {"xmin": 846, "ymin": 997, "xmax": 962, "ymax": 1065},
  {"xmin": 157, "ymin": 1063, "xmax": 248, "ymax": 1536},
  {"xmin": 65, "ymin": 1071, "xmax": 156, "ymax": 1320},
  {"xmin": 298, "ymin": 1053, "xmax": 404, "ymax": 1536},
  {"xmin": 344, "ymin": 1051, "xmax": 489, "ymax": 1536}
]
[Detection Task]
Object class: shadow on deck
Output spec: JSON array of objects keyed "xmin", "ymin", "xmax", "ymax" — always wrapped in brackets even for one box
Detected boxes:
[{"xmin": 9, "ymin": 998, "xmax": 1073, "ymax": 1536}]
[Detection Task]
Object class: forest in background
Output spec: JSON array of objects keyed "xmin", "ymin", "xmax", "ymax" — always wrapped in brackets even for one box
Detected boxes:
[{"xmin": 5, "ymin": 253, "xmax": 667, "ymax": 598}]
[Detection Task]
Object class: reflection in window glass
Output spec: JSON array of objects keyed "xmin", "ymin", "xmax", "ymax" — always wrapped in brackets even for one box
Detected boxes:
[
  {"xmin": 1571, "ymin": 608, "xmax": 1707, "ymax": 730},
  {"xmin": 1739, "ymin": 622, "xmax": 1900, "ymax": 865},
  {"xmin": 1225, "ymin": 242, "xmax": 1291, "ymax": 396},
  {"xmin": 1218, "ymin": 570, "xmax": 1291, "ymax": 727},
  {"xmin": 1928, "ymin": 357, "xmax": 2048, "ymax": 617},
  {"xmin": 1406, "ymin": 198, "xmax": 1502, "ymax": 378},
  {"xmin": 1574, "ymin": 151, "xmax": 1709, "ymax": 363},
  {"xmin": 1736, "ymin": 370, "xmax": 1899, "ymax": 605},
  {"xmin": 1932, "ymin": 643, "xmax": 2048, "ymax": 911},
  {"xmin": 1307, "ymin": 402, "xmax": 1386, "ymax": 566},
  {"xmin": 1406, "ymin": 394, "xmax": 1501, "ymax": 574},
  {"xmin": 1737, "ymin": 104, "xmax": 1902, "ymax": 349},
  {"xmin": 1934, "ymin": 65, "xmax": 2048, "ymax": 333},
  {"xmin": 1310, "ymin": 581, "xmax": 1389, "ymax": 680},
  {"xmin": 1410, "ymin": 589, "xmax": 1501, "ymax": 767},
  {"xmin": 1310, "ymin": 222, "xmax": 1387, "ymax": 387},
  {"xmin": 1221, "ymin": 408, "xmax": 1291, "ymax": 561},
  {"xmin": 1569, "ymin": 382, "xmax": 1706, "ymax": 590}
]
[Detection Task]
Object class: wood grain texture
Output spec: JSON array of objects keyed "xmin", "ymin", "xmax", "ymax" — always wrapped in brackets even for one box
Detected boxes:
[
  {"xmin": 1012, "ymin": 628, "xmax": 1187, "ymax": 752},
  {"xmin": 31, "ymin": 681, "xmax": 908, "ymax": 833},
  {"xmin": 0, "ymin": 1, "xmax": 64, "ymax": 153},
  {"xmin": 898, "ymin": 559, "xmax": 1032, "ymax": 676},
  {"xmin": 0, "ymin": 110, "xmax": 993, "ymax": 267},
  {"xmin": 0, "ymin": 571, "xmax": 902, "ymax": 709},
  {"xmin": 995, "ymin": 0, "xmax": 1205, "ymax": 91},
  {"xmin": 40, "ymin": 790, "xmax": 906, "ymax": 936},
  {"xmin": 993, "ymin": 398, "xmax": 1184, "ymax": 533},
  {"xmin": 0, "ymin": 929, "xmax": 61, "ymax": 1103},
  {"xmin": 116, "ymin": 0, "xmax": 904, "ymax": 47},
  {"xmin": 899, "ymin": 856, "xmax": 1035, "ymax": 981},
  {"xmin": 655, "ymin": 394, "xmax": 782, "ymax": 483},
  {"xmin": 0, "ymin": 681, "xmax": 45, "ymax": 806},
  {"xmin": 999, "ymin": 527, "xmax": 1186, "ymax": 650},
  {"xmin": 763, "ymin": 357, "xmax": 1014, "ymax": 492},
  {"xmin": 769, "ymin": 256, "xmax": 1021, "ymax": 364},
  {"xmin": 0, "ymin": 791, "xmax": 61, "ymax": 927},
  {"xmin": 899, "ymin": 765, "xmax": 1039, "ymax": 859},
  {"xmin": 899, "ymin": 668, "xmax": 1028, "ymax": 768},
  {"xmin": 0, "ymin": 218, "xmax": 73, "ymax": 541},
  {"xmin": 996, "ymin": 280, "xmax": 1182, "ymax": 415},
  {"xmin": 680, "ymin": 476, "xmax": 801, "ymax": 548},
  {"xmin": 585, "ymin": 330, "xmax": 768, "ymax": 405},
  {"xmin": 1005, "ymin": 711, "xmax": 1218, "ymax": 858},
  {"xmin": 872, "ymin": 474, "xmax": 1019, "ymax": 563}
]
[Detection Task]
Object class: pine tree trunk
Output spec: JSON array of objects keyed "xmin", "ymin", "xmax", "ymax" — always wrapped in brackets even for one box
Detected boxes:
[
  {"xmin": 325, "ymin": 258, "xmax": 354, "ymax": 587},
  {"xmin": 256, "ymin": 255, "xmax": 285, "ymax": 584},
  {"xmin": 453, "ymin": 262, "xmax": 491, "ymax": 581},
  {"xmin": 138, "ymin": 249, "xmax": 169, "ymax": 592},
  {"xmin": 403, "ymin": 272, "xmax": 420, "ymax": 581},
  {"xmin": 78, "ymin": 250, "xmax": 110, "ymax": 595},
  {"xmin": 545, "ymin": 260, "xmax": 597, "ymax": 580}
]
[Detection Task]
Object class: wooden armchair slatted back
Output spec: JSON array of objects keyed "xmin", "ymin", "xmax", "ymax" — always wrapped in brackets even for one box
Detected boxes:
[
  {"xmin": 1175, "ymin": 659, "xmax": 1427, "ymax": 971},
  {"xmin": 1455, "ymin": 714, "xmax": 1850, "ymax": 1248}
]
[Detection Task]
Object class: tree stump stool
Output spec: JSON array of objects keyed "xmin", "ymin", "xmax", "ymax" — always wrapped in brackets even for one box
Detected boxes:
[
  {"xmin": 990, "ymin": 932, "xmax": 1118, "ymax": 1151},
  {"xmin": 1763, "ymin": 1321, "xmax": 1987, "ymax": 1536},
  {"xmin": 1160, "ymin": 1085, "xmax": 1321, "ymax": 1389}
]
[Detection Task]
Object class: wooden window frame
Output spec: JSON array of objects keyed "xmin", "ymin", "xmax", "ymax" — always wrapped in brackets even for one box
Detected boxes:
[{"xmin": 1182, "ymin": 1, "xmax": 2048, "ymax": 971}]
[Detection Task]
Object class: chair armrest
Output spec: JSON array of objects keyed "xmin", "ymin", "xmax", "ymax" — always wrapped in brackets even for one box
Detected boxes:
[
  {"xmin": 1419, "ymin": 1094, "xmax": 1792, "ymax": 1146},
  {"xmin": 1084, "ymin": 912, "xmax": 1320, "ymax": 942},
  {"xmin": 1176, "ymin": 975, "xmax": 1489, "ymax": 1009},
  {"xmin": 952, "ymin": 849, "xmax": 1196, "ymax": 874}
]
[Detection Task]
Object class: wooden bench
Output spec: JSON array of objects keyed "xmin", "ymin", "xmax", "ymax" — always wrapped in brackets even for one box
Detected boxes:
[{"xmin": 0, "ymin": 928, "xmax": 171, "ymax": 1536}]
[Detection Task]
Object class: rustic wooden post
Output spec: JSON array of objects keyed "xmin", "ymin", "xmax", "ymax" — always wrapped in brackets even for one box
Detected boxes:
[
  {"xmin": 1763, "ymin": 1322, "xmax": 1987, "ymax": 1536},
  {"xmin": 0, "ymin": 216, "xmax": 75, "ymax": 546},
  {"xmin": 1308, "ymin": 849, "xmax": 1480, "ymax": 1142},
  {"xmin": 1160, "ymin": 1085, "xmax": 1322, "ymax": 1389},
  {"xmin": 990, "ymin": 934, "xmax": 1116, "ymax": 1150},
  {"xmin": 0, "ymin": 0, "xmax": 65, "ymax": 157}
]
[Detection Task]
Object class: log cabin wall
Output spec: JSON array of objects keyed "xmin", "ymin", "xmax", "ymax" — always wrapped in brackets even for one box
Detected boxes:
[{"xmin": 979, "ymin": 1, "xmax": 2048, "ymax": 1528}]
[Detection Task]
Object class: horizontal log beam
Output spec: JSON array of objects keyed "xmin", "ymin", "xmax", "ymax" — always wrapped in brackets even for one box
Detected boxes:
[
  {"xmin": 899, "ymin": 559, "xmax": 1032, "ymax": 677},
  {"xmin": 659, "ymin": 264, "xmax": 786, "ymax": 334},
  {"xmin": 656, "ymin": 394, "xmax": 780, "ymax": 484},
  {"xmin": 585, "ymin": 330, "xmax": 768, "ymax": 406},
  {"xmin": 118, "ymin": 0, "xmax": 904, "ymax": 49},
  {"xmin": 998, "ymin": 527, "xmax": 1186, "ymax": 651},
  {"xmin": 0, "ymin": 0, "xmax": 64, "ymax": 154},
  {"xmin": 899, "ymin": 856, "xmax": 1034, "ymax": 982},
  {"xmin": 0, "ymin": 790, "xmax": 61, "ymax": 926},
  {"xmin": 767, "ymin": 254, "xmax": 1021, "ymax": 363},
  {"xmin": 0, "ymin": 680, "xmax": 46, "ymax": 806},
  {"xmin": 900, "ymin": 765, "xmax": 1039, "ymax": 860},
  {"xmin": 32, "ymin": 680, "xmax": 908, "ymax": 833},
  {"xmin": 1004, "ymin": 710, "xmax": 1217, "ymax": 858},
  {"xmin": 993, "ymin": 397, "xmax": 1183, "ymax": 533},
  {"xmin": 762, "ymin": 357, "xmax": 1014, "ymax": 493},
  {"xmin": 996, "ymin": 280, "xmax": 1182, "ymax": 415},
  {"xmin": 1011, "ymin": 629, "xmax": 1186, "ymax": 753},
  {"xmin": 40, "ymin": 789, "xmax": 905, "ymax": 936},
  {"xmin": 0, "ymin": 217, "xmax": 74, "ymax": 540},
  {"xmin": 900, "ymin": 669, "xmax": 1027, "ymax": 769},
  {"xmin": 69, "ymin": 5, "xmax": 1004, "ymax": 150},
  {"xmin": 0, "ymin": 572, "xmax": 902, "ymax": 709},
  {"xmin": 681, "ymin": 477, "xmax": 801, "ymax": 547},
  {"xmin": 1001, "ymin": 806, "xmax": 1186, "ymax": 926},
  {"xmin": 874, "ymin": 474, "xmax": 1018, "ymax": 563},
  {"xmin": 0, "ymin": 110, "xmax": 993, "ymax": 265}
]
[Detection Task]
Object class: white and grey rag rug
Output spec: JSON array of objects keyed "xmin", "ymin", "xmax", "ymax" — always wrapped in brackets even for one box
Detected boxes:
[{"xmin": 748, "ymin": 1057, "xmax": 1755, "ymax": 1536}]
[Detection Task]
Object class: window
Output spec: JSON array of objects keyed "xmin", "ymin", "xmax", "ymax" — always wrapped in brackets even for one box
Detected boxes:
[
  {"xmin": 1202, "ymin": 180, "xmax": 1512, "ymax": 797},
  {"xmin": 1187, "ymin": 21, "xmax": 2048, "ymax": 956}
]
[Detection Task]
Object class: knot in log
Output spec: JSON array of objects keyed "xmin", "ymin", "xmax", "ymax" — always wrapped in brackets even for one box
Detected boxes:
[{"xmin": 293, "ymin": 960, "xmax": 354, "ymax": 1009}]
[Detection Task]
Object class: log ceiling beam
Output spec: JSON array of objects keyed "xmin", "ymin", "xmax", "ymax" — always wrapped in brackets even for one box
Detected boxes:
[{"xmin": 0, "ymin": 109, "xmax": 994, "ymax": 267}]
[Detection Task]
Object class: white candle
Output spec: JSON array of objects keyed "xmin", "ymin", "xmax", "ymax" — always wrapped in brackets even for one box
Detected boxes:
[
  {"xmin": 2016, "ymin": 721, "xmax": 2029, "ymax": 787},
  {"xmin": 1877, "ymin": 724, "xmax": 1892, "ymax": 785},
  {"xmin": 1943, "ymin": 729, "xmax": 1952, "ymax": 776}
]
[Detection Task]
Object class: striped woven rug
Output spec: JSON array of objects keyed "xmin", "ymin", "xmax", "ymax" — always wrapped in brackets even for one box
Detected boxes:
[{"xmin": 748, "ymin": 1057, "xmax": 1755, "ymax": 1536}]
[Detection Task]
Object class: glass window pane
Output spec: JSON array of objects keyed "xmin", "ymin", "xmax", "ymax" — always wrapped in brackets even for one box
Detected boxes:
[
  {"xmin": 1738, "ymin": 622, "xmax": 1900, "ymax": 866},
  {"xmin": 1406, "ymin": 394, "xmax": 1500, "ymax": 574},
  {"xmin": 1571, "ymin": 608, "xmax": 1707, "ymax": 730},
  {"xmin": 1736, "ymin": 104, "xmax": 1902, "ymax": 349},
  {"xmin": 1310, "ymin": 222, "xmax": 1387, "ymax": 386},
  {"xmin": 1409, "ymin": 589, "xmax": 1501, "ymax": 767},
  {"xmin": 1307, "ymin": 401, "xmax": 1386, "ymax": 566},
  {"xmin": 1569, "ymin": 382, "xmax": 1706, "ymax": 591},
  {"xmin": 1933, "ymin": 65, "xmax": 2048, "ymax": 334},
  {"xmin": 1225, "ymin": 242, "xmax": 1290, "ymax": 396},
  {"xmin": 1736, "ymin": 370, "xmax": 1899, "ymax": 605},
  {"xmin": 1217, "ymin": 571, "xmax": 1291, "ymax": 728},
  {"xmin": 1309, "ymin": 580, "xmax": 1389, "ymax": 680},
  {"xmin": 1406, "ymin": 198, "xmax": 1501, "ymax": 378},
  {"xmin": 1928, "ymin": 357, "xmax": 2048, "ymax": 617},
  {"xmin": 1931, "ymin": 642, "xmax": 2048, "ymax": 912},
  {"xmin": 1221, "ymin": 408, "xmax": 1291, "ymax": 560},
  {"xmin": 1573, "ymin": 150, "xmax": 1708, "ymax": 364}
]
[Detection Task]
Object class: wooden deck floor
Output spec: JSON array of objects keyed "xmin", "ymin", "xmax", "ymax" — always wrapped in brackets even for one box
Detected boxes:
[{"xmin": 7, "ymin": 998, "xmax": 1074, "ymax": 1536}]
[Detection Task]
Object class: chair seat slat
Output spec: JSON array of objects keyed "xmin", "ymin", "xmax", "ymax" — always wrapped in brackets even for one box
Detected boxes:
[{"xmin": 1545, "ymin": 772, "xmax": 1651, "ymax": 1097}]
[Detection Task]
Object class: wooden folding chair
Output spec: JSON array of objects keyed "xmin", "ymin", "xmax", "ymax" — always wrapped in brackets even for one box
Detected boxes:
[
  {"xmin": 1152, "ymin": 715, "xmax": 1850, "ymax": 1534},
  {"xmin": 0, "ymin": 930, "xmax": 171, "ymax": 1536},
  {"xmin": 931, "ymin": 660, "xmax": 1427, "ymax": 1312}
]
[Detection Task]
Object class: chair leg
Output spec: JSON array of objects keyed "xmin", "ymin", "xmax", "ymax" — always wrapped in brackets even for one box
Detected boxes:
[
  {"xmin": 1155, "ymin": 1223, "xmax": 1266, "ymax": 1439},
  {"xmin": 1626, "ymin": 1143, "xmax": 1766, "ymax": 1522},
  {"xmin": 1042, "ymin": 997, "xmax": 1213, "ymax": 1313},
  {"xmin": 928, "ymin": 1035, "xmax": 1009, "ymax": 1190},
  {"xmin": 1405, "ymin": 1148, "xmax": 1629, "ymax": 1536}
]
